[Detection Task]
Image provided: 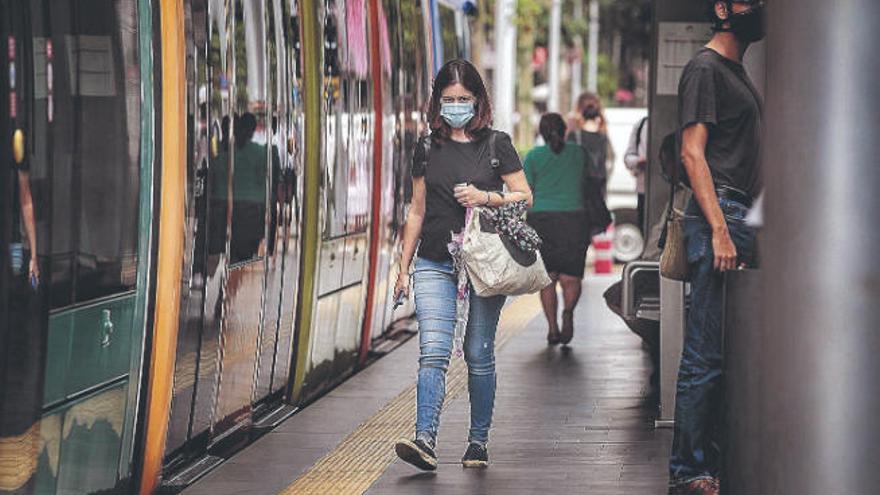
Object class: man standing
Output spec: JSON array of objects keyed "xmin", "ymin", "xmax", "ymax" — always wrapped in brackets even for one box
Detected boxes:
[{"xmin": 668, "ymin": 2, "xmax": 764, "ymax": 494}]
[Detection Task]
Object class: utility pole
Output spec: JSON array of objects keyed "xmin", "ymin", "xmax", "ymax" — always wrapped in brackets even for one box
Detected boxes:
[
  {"xmin": 493, "ymin": 0, "xmax": 517, "ymax": 134},
  {"xmin": 547, "ymin": 0, "xmax": 563, "ymax": 111},
  {"xmin": 587, "ymin": 0, "xmax": 599, "ymax": 93},
  {"xmin": 571, "ymin": 0, "xmax": 584, "ymax": 105}
]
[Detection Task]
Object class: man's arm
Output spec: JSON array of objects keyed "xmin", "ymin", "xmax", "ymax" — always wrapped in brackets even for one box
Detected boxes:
[{"xmin": 681, "ymin": 124, "xmax": 738, "ymax": 272}]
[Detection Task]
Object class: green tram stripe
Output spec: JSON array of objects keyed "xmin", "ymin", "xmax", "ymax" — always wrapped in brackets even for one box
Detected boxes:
[
  {"xmin": 122, "ymin": 0, "xmax": 156, "ymax": 477},
  {"xmin": 290, "ymin": 0, "xmax": 323, "ymax": 403}
]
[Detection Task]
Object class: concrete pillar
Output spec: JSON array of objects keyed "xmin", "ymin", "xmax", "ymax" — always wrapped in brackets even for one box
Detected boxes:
[{"xmin": 760, "ymin": 1, "xmax": 880, "ymax": 492}]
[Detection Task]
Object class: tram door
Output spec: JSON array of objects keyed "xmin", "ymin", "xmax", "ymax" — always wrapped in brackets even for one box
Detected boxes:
[
  {"xmin": 164, "ymin": 0, "xmax": 217, "ymax": 459},
  {"xmin": 1, "ymin": 0, "xmax": 153, "ymax": 493},
  {"xmin": 252, "ymin": 0, "xmax": 304, "ymax": 409},
  {"xmin": 210, "ymin": 0, "xmax": 276, "ymax": 441},
  {"xmin": 165, "ymin": 0, "xmax": 303, "ymax": 462}
]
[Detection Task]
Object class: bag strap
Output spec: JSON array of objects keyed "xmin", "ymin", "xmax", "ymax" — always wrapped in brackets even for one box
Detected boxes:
[
  {"xmin": 665, "ymin": 131, "xmax": 681, "ymax": 222},
  {"xmin": 488, "ymin": 131, "xmax": 500, "ymax": 170},
  {"xmin": 421, "ymin": 135, "xmax": 432, "ymax": 170},
  {"xmin": 635, "ymin": 116, "xmax": 647, "ymax": 151}
]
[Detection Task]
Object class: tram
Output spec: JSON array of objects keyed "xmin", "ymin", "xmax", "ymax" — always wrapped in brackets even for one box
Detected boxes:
[{"xmin": 0, "ymin": 0, "xmax": 474, "ymax": 493}]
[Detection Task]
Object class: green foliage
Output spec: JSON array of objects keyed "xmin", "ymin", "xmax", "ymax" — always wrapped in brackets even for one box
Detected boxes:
[{"xmin": 596, "ymin": 53, "xmax": 618, "ymax": 104}]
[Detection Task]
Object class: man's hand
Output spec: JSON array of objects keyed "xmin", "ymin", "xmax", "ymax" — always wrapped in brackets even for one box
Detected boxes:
[{"xmin": 712, "ymin": 226, "xmax": 738, "ymax": 272}]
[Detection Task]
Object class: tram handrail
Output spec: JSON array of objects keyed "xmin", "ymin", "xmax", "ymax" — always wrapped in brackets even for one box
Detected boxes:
[{"xmin": 622, "ymin": 261, "xmax": 660, "ymax": 320}]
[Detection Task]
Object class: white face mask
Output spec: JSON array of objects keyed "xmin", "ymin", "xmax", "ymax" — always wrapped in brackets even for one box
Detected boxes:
[{"xmin": 440, "ymin": 102, "xmax": 475, "ymax": 129}]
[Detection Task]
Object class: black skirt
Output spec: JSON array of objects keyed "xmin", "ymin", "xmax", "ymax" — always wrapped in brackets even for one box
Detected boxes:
[{"xmin": 527, "ymin": 210, "xmax": 591, "ymax": 279}]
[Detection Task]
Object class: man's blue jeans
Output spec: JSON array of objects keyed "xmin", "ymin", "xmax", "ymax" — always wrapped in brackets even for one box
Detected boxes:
[
  {"xmin": 412, "ymin": 257, "xmax": 505, "ymax": 445},
  {"xmin": 669, "ymin": 197, "xmax": 757, "ymax": 485}
]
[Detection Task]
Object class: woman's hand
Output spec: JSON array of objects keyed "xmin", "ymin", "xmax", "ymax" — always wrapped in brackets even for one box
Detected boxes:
[
  {"xmin": 393, "ymin": 271, "xmax": 410, "ymax": 303},
  {"xmin": 454, "ymin": 184, "xmax": 490, "ymax": 208}
]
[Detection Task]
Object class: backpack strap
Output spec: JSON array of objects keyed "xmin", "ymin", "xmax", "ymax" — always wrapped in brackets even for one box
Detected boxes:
[
  {"xmin": 488, "ymin": 131, "xmax": 500, "ymax": 170},
  {"xmin": 635, "ymin": 116, "xmax": 648, "ymax": 151},
  {"xmin": 421, "ymin": 135, "xmax": 431, "ymax": 170}
]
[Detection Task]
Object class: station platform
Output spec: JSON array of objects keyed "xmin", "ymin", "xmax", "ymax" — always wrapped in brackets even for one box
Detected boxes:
[{"xmin": 183, "ymin": 275, "xmax": 671, "ymax": 495}]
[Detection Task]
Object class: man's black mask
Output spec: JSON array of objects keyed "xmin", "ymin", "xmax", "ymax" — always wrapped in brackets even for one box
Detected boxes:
[{"xmin": 715, "ymin": 2, "xmax": 766, "ymax": 43}]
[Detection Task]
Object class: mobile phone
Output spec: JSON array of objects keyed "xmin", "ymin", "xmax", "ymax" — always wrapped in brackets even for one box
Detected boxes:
[
  {"xmin": 30, "ymin": 272, "xmax": 39, "ymax": 291},
  {"xmin": 393, "ymin": 291, "xmax": 407, "ymax": 310}
]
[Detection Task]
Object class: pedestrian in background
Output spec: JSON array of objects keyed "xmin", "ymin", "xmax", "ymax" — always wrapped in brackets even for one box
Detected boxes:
[
  {"xmin": 392, "ymin": 59, "xmax": 532, "ymax": 471},
  {"xmin": 568, "ymin": 92, "xmax": 614, "ymax": 198},
  {"xmin": 625, "ymin": 115, "xmax": 649, "ymax": 233},
  {"xmin": 667, "ymin": 1, "xmax": 764, "ymax": 494},
  {"xmin": 524, "ymin": 113, "xmax": 591, "ymax": 346}
]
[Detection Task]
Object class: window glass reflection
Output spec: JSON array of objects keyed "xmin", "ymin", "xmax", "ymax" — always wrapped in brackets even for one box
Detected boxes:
[
  {"xmin": 47, "ymin": 0, "xmax": 141, "ymax": 308},
  {"xmin": 229, "ymin": 0, "xmax": 269, "ymax": 264}
]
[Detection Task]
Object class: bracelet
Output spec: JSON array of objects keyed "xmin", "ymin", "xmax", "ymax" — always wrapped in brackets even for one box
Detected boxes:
[{"xmin": 485, "ymin": 191, "xmax": 491, "ymax": 206}]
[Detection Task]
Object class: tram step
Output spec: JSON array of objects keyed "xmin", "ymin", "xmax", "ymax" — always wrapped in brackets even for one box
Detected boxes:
[
  {"xmin": 161, "ymin": 454, "xmax": 224, "ymax": 494},
  {"xmin": 252, "ymin": 404, "xmax": 298, "ymax": 431}
]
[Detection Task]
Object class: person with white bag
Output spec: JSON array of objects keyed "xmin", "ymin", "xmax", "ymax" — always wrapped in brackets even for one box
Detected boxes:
[{"xmin": 392, "ymin": 59, "xmax": 534, "ymax": 471}]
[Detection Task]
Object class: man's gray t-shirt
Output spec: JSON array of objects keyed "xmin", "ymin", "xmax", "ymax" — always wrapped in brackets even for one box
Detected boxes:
[{"xmin": 679, "ymin": 47, "xmax": 763, "ymax": 199}]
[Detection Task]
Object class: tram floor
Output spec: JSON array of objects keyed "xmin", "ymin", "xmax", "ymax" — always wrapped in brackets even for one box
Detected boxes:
[{"xmin": 183, "ymin": 273, "xmax": 672, "ymax": 495}]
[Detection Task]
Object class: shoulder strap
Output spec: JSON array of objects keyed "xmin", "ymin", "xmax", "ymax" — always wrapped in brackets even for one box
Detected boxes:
[
  {"xmin": 635, "ymin": 116, "xmax": 647, "ymax": 150},
  {"xmin": 666, "ymin": 131, "xmax": 680, "ymax": 221},
  {"xmin": 421, "ymin": 135, "xmax": 431, "ymax": 170},
  {"xmin": 488, "ymin": 131, "xmax": 500, "ymax": 170}
]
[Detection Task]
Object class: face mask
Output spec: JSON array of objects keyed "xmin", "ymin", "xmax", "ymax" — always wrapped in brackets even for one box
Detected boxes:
[
  {"xmin": 440, "ymin": 102, "xmax": 475, "ymax": 129},
  {"xmin": 726, "ymin": 3, "xmax": 766, "ymax": 43}
]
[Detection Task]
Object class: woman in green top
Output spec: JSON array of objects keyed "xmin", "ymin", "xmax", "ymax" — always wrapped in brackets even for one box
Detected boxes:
[{"xmin": 524, "ymin": 113, "xmax": 592, "ymax": 346}]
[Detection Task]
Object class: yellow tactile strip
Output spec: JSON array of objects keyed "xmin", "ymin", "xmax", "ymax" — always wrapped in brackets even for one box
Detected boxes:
[{"xmin": 280, "ymin": 295, "xmax": 542, "ymax": 495}]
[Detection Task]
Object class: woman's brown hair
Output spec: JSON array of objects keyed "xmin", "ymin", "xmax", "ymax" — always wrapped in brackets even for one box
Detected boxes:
[
  {"xmin": 572, "ymin": 91, "xmax": 608, "ymax": 136},
  {"xmin": 426, "ymin": 59, "xmax": 492, "ymax": 142}
]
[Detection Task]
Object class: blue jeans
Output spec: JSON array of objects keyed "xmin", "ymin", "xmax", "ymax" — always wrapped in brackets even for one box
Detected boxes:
[
  {"xmin": 412, "ymin": 257, "xmax": 506, "ymax": 445},
  {"xmin": 669, "ymin": 197, "xmax": 757, "ymax": 485}
]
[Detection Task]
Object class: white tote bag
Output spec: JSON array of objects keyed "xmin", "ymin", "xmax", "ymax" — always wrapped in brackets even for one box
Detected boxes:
[{"xmin": 461, "ymin": 207, "xmax": 552, "ymax": 297}]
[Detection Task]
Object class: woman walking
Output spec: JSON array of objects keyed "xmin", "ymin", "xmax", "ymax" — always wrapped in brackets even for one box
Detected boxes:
[
  {"xmin": 393, "ymin": 59, "xmax": 532, "ymax": 471},
  {"xmin": 524, "ymin": 113, "xmax": 591, "ymax": 346},
  {"xmin": 569, "ymin": 92, "xmax": 613, "ymax": 197}
]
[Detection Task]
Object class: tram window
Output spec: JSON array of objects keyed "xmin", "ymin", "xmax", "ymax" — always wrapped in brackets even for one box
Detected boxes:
[
  {"xmin": 47, "ymin": 0, "xmax": 142, "ymax": 308},
  {"xmin": 229, "ymin": 0, "xmax": 269, "ymax": 265},
  {"xmin": 323, "ymin": 0, "xmax": 349, "ymax": 239},
  {"xmin": 345, "ymin": 0, "xmax": 371, "ymax": 234}
]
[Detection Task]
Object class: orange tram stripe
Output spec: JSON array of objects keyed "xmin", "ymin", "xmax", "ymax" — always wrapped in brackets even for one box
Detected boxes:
[{"xmin": 139, "ymin": 1, "xmax": 186, "ymax": 494}]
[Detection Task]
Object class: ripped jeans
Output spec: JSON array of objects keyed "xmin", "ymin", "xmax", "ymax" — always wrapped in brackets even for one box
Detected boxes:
[{"xmin": 413, "ymin": 257, "xmax": 505, "ymax": 445}]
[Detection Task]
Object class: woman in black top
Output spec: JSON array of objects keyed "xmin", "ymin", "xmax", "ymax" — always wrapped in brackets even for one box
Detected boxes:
[
  {"xmin": 392, "ymin": 59, "xmax": 532, "ymax": 470},
  {"xmin": 569, "ymin": 92, "xmax": 614, "ymax": 198}
]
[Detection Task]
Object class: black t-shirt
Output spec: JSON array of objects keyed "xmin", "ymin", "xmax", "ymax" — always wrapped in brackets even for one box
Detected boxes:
[
  {"xmin": 679, "ymin": 47, "xmax": 763, "ymax": 198},
  {"xmin": 568, "ymin": 130, "xmax": 606, "ymax": 180},
  {"xmin": 412, "ymin": 131, "xmax": 523, "ymax": 262}
]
